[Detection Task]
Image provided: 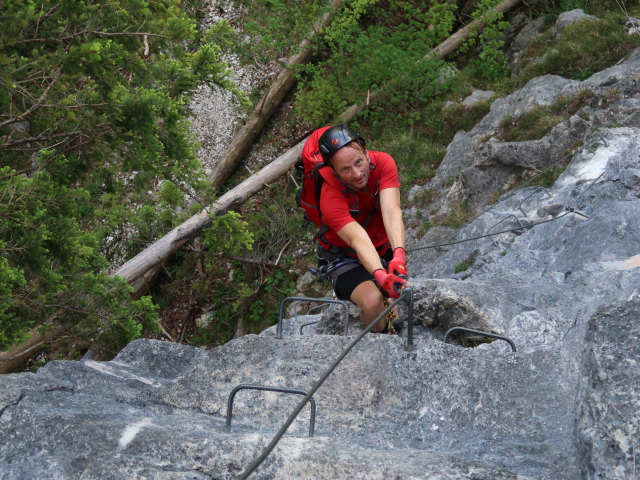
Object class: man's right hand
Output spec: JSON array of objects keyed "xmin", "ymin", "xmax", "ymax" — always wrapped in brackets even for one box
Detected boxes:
[{"xmin": 373, "ymin": 269, "xmax": 406, "ymax": 299}]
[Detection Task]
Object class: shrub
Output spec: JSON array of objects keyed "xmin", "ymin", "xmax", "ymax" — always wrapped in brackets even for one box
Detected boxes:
[
  {"xmin": 519, "ymin": 13, "xmax": 640, "ymax": 83},
  {"xmin": 371, "ymin": 129, "xmax": 446, "ymax": 188},
  {"xmin": 496, "ymin": 90, "xmax": 594, "ymax": 142}
]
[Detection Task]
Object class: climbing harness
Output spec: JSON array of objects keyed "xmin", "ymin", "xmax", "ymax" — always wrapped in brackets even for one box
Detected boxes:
[{"xmin": 310, "ymin": 257, "xmax": 361, "ymax": 283}]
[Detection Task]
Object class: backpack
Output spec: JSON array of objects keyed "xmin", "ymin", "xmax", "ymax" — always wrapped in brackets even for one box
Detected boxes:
[{"xmin": 296, "ymin": 126, "xmax": 332, "ymax": 235}]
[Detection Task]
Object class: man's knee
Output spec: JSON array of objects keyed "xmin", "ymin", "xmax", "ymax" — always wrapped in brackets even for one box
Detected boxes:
[{"xmin": 353, "ymin": 283, "xmax": 385, "ymax": 315}]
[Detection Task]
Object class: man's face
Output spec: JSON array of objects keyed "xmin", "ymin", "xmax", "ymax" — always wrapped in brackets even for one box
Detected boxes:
[{"xmin": 330, "ymin": 143, "xmax": 370, "ymax": 192}]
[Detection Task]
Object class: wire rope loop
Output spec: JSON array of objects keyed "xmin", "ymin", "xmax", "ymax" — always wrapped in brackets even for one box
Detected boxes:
[
  {"xmin": 277, "ymin": 296, "xmax": 349, "ymax": 339},
  {"xmin": 444, "ymin": 327, "xmax": 516, "ymax": 352},
  {"xmin": 487, "ymin": 214, "xmax": 526, "ymax": 246},
  {"xmin": 225, "ymin": 384, "xmax": 316, "ymax": 437},
  {"xmin": 518, "ymin": 187, "xmax": 552, "ymax": 216}
]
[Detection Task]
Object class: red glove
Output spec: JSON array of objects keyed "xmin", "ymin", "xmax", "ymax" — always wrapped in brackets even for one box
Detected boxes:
[
  {"xmin": 388, "ymin": 247, "xmax": 408, "ymax": 279},
  {"xmin": 373, "ymin": 269, "xmax": 405, "ymax": 299}
]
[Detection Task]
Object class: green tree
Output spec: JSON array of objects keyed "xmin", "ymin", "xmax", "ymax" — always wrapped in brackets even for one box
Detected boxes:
[{"xmin": 0, "ymin": 0, "xmax": 238, "ymax": 361}]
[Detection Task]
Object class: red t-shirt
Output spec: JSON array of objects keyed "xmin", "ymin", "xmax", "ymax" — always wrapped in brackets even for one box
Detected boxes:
[{"xmin": 318, "ymin": 150, "xmax": 400, "ymax": 253}]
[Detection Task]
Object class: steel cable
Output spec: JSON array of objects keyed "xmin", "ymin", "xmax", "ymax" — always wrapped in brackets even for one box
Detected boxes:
[
  {"xmin": 406, "ymin": 133, "xmax": 609, "ymax": 258},
  {"xmin": 407, "ymin": 208, "xmax": 577, "ymax": 254},
  {"xmin": 236, "ymin": 289, "xmax": 411, "ymax": 479}
]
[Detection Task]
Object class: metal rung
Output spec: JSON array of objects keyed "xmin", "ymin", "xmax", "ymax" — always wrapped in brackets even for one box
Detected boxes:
[
  {"xmin": 444, "ymin": 327, "xmax": 516, "ymax": 352},
  {"xmin": 299, "ymin": 320, "xmax": 319, "ymax": 335},
  {"xmin": 225, "ymin": 384, "xmax": 316, "ymax": 437},
  {"xmin": 277, "ymin": 296, "xmax": 349, "ymax": 339}
]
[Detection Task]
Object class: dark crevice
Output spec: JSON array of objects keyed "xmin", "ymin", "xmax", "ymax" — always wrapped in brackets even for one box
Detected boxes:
[
  {"xmin": 416, "ymin": 292, "xmax": 500, "ymax": 348},
  {"xmin": 0, "ymin": 392, "xmax": 26, "ymax": 419}
]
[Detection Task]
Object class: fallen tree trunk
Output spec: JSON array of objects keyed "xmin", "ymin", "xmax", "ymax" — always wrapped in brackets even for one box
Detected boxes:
[
  {"xmin": 113, "ymin": 142, "xmax": 304, "ymax": 288},
  {"xmin": 431, "ymin": 0, "xmax": 522, "ymax": 58},
  {"xmin": 206, "ymin": 0, "xmax": 344, "ymax": 189},
  {"xmin": 338, "ymin": 0, "xmax": 522, "ymax": 122},
  {"xmin": 0, "ymin": 323, "xmax": 72, "ymax": 374},
  {"xmin": 1, "ymin": 0, "xmax": 522, "ymax": 373}
]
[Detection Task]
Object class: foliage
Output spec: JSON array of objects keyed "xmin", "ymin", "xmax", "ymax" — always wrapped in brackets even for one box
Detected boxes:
[
  {"xmin": 443, "ymin": 201, "xmax": 470, "ymax": 229},
  {"xmin": 454, "ymin": 259, "xmax": 471, "ymax": 273},
  {"xmin": 0, "ymin": 0, "xmax": 238, "ymax": 357},
  {"xmin": 370, "ymin": 128, "xmax": 445, "ymax": 189},
  {"xmin": 211, "ymin": 180, "xmax": 300, "ymax": 324},
  {"xmin": 519, "ymin": 13, "xmax": 640, "ymax": 83},
  {"xmin": 294, "ymin": 0, "xmax": 459, "ymax": 126},
  {"xmin": 453, "ymin": 250, "xmax": 478, "ymax": 274},
  {"xmin": 496, "ymin": 90, "xmax": 594, "ymax": 142},
  {"xmin": 177, "ymin": 184, "xmax": 298, "ymax": 347},
  {"xmin": 460, "ymin": 0, "xmax": 512, "ymax": 82},
  {"xmin": 203, "ymin": 211, "xmax": 255, "ymax": 258}
]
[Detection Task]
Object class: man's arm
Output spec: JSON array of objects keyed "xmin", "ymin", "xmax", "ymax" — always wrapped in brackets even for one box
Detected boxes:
[
  {"xmin": 336, "ymin": 221, "xmax": 385, "ymax": 274},
  {"xmin": 379, "ymin": 187, "xmax": 405, "ymax": 251}
]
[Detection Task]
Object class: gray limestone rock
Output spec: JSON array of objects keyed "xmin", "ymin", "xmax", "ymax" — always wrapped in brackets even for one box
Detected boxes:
[
  {"xmin": 461, "ymin": 89, "xmax": 495, "ymax": 108},
  {"xmin": 507, "ymin": 16, "xmax": 546, "ymax": 71},
  {"xmin": 553, "ymin": 9, "xmax": 597, "ymax": 37},
  {"xmin": 407, "ymin": 47, "xmax": 640, "ymax": 223},
  {"xmin": 576, "ymin": 298, "xmax": 640, "ymax": 480}
]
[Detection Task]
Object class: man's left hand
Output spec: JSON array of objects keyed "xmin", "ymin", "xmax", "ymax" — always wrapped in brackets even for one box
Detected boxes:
[{"xmin": 388, "ymin": 247, "xmax": 408, "ymax": 279}]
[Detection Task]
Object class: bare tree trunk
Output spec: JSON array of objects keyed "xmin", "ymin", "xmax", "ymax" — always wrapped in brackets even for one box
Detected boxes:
[
  {"xmin": 114, "ymin": 142, "xmax": 304, "ymax": 290},
  {"xmin": 0, "ymin": 324, "xmax": 71, "ymax": 374},
  {"xmin": 339, "ymin": 0, "xmax": 522, "ymax": 123},
  {"xmin": 206, "ymin": 0, "xmax": 344, "ymax": 189}
]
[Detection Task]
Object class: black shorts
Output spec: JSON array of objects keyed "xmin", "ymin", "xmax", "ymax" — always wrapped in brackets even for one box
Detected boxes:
[{"xmin": 317, "ymin": 246, "xmax": 392, "ymax": 301}]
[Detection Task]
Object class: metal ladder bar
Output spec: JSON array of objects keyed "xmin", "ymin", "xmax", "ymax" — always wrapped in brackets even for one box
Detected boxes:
[
  {"xmin": 225, "ymin": 384, "xmax": 316, "ymax": 437},
  {"xmin": 277, "ymin": 296, "xmax": 349, "ymax": 339},
  {"xmin": 444, "ymin": 327, "xmax": 516, "ymax": 352}
]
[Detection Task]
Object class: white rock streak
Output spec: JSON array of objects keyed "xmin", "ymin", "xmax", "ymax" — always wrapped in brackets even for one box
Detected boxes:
[
  {"xmin": 118, "ymin": 418, "xmax": 153, "ymax": 451},
  {"xmin": 83, "ymin": 360, "xmax": 160, "ymax": 387},
  {"xmin": 558, "ymin": 131, "xmax": 628, "ymax": 188}
]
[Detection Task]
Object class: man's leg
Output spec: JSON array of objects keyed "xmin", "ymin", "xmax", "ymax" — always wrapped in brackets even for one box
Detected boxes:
[{"xmin": 350, "ymin": 279, "xmax": 387, "ymax": 332}]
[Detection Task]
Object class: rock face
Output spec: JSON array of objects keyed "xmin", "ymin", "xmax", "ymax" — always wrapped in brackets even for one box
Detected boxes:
[
  {"xmin": 2, "ymin": 33, "xmax": 640, "ymax": 480},
  {"xmin": 410, "ymin": 13, "xmax": 640, "ymax": 220},
  {"xmin": 577, "ymin": 299, "xmax": 640, "ymax": 479}
]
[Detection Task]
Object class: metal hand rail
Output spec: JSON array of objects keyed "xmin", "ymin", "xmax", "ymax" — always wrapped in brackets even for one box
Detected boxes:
[
  {"xmin": 225, "ymin": 384, "xmax": 316, "ymax": 437},
  {"xmin": 277, "ymin": 296, "xmax": 349, "ymax": 339},
  {"xmin": 444, "ymin": 327, "xmax": 516, "ymax": 352}
]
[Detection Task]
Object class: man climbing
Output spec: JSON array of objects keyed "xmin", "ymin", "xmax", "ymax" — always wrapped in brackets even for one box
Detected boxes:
[{"xmin": 306, "ymin": 124, "xmax": 409, "ymax": 333}]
